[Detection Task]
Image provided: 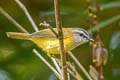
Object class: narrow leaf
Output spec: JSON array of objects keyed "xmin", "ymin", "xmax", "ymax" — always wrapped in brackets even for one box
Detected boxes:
[
  {"xmin": 88, "ymin": 15, "xmax": 120, "ymax": 33},
  {"xmin": 101, "ymin": 1, "xmax": 120, "ymax": 9},
  {"xmin": 84, "ymin": 1, "xmax": 120, "ymax": 14}
]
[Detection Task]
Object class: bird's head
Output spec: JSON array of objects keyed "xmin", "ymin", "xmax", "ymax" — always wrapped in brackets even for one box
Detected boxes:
[{"xmin": 73, "ymin": 28, "xmax": 94, "ymax": 43}]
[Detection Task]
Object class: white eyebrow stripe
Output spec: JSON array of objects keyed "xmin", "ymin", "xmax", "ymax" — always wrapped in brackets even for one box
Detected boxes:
[
  {"xmin": 73, "ymin": 30, "xmax": 88, "ymax": 37},
  {"xmin": 73, "ymin": 29, "xmax": 88, "ymax": 35}
]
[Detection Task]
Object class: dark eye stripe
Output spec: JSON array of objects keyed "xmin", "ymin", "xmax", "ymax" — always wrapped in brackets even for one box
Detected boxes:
[{"xmin": 79, "ymin": 33, "xmax": 88, "ymax": 39}]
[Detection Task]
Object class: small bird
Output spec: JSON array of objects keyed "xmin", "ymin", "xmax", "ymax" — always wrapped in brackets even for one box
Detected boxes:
[{"xmin": 7, "ymin": 28, "xmax": 94, "ymax": 56}]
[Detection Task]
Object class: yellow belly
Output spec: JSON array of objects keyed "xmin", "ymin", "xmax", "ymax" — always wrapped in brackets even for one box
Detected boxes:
[{"xmin": 29, "ymin": 37, "xmax": 73, "ymax": 54}]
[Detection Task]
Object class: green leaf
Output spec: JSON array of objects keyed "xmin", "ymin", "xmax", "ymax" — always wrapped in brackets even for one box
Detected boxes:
[
  {"xmin": 84, "ymin": 1, "xmax": 120, "ymax": 14},
  {"xmin": 101, "ymin": 1, "xmax": 120, "ymax": 9},
  {"xmin": 88, "ymin": 15, "xmax": 120, "ymax": 33}
]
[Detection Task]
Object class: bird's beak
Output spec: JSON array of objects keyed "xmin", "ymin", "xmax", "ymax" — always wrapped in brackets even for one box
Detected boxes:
[{"xmin": 87, "ymin": 36, "xmax": 95, "ymax": 42}]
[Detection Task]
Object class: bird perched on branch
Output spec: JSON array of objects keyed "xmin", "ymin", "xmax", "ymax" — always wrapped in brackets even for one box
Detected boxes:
[{"xmin": 7, "ymin": 28, "xmax": 94, "ymax": 56}]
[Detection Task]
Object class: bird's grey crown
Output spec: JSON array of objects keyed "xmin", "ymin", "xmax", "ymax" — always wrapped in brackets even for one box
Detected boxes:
[{"xmin": 74, "ymin": 28, "xmax": 89, "ymax": 35}]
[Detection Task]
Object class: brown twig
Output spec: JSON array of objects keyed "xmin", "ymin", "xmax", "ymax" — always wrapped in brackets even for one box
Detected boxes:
[
  {"xmin": 40, "ymin": 21, "xmax": 59, "ymax": 38},
  {"xmin": 92, "ymin": 0, "xmax": 101, "ymax": 42},
  {"xmin": 86, "ymin": 0, "xmax": 93, "ymax": 36},
  {"xmin": 54, "ymin": 0, "xmax": 67, "ymax": 80},
  {"xmin": 55, "ymin": 57, "xmax": 84, "ymax": 80},
  {"xmin": 86, "ymin": 0, "xmax": 97, "ymax": 62}
]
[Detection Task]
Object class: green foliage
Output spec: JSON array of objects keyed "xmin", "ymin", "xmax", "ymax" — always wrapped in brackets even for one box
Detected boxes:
[
  {"xmin": 89, "ymin": 15, "xmax": 120, "ymax": 33},
  {"xmin": 100, "ymin": 1, "xmax": 120, "ymax": 9}
]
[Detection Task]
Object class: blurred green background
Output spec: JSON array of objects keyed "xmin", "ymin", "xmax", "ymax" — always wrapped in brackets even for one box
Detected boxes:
[{"xmin": 0, "ymin": 0, "xmax": 120, "ymax": 80}]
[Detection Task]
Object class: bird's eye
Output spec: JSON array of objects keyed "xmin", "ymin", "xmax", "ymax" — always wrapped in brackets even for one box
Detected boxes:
[{"xmin": 80, "ymin": 33, "xmax": 83, "ymax": 36}]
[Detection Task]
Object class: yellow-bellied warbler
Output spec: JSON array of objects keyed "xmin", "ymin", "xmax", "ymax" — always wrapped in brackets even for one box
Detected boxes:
[{"xmin": 7, "ymin": 28, "xmax": 94, "ymax": 55}]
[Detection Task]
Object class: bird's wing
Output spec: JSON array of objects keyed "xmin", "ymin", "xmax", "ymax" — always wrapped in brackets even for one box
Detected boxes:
[{"xmin": 28, "ymin": 28, "xmax": 72, "ymax": 38}]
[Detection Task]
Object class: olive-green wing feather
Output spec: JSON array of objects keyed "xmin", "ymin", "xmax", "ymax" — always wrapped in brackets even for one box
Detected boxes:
[{"xmin": 28, "ymin": 28, "xmax": 73, "ymax": 38}]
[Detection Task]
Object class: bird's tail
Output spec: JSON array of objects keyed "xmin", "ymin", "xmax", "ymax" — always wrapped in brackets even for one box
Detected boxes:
[{"xmin": 7, "ymin": 32, "xmax": 30, "ymax": 39}]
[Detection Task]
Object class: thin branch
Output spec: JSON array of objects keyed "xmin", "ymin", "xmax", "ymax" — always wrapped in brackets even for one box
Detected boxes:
[
  {"xmin": 55, "ymin": 57, "xmax": 83, "ymax": 80},
  {"xmin": 0, "ymin": 7, "xmax": 28, "ymax": 33},
  {"xmin": 40, "ymin": 21, "xmax": 58, "ymax": 38},
  {"xmin": 51, "ymin": 58, "xmax": 62, "ymax": 75},
  {"xmin": 67, "ymin": 68, "xmax": 82, "ymax": 80},
  {"xmin": 33, "ymin": 49, "xmax": 62, "ymax": 80},
  {"xmin": 86, "ymin": 0, "xmax": 96, "ymax": 63},
  {"xmin": 68, "ymin": 51, "xmax": 93, "ymax": 80},
  {"xmin": 67, "ymin": 69, "xmax": 70, "ymax": 80},
  {"xmin": 86, "ymin": 0, "xmax": 93, "ymax": 36},
  {"xmin": 67, "ymin": 68, "xmax": 76, "ymax": 79},
  {"xmin": 15, "ymin": 0, "xmax": 39, "ymax": 32},
  {"xmin": 68, "ymin": 62, "xmax": 83, "ymax": 80},
  {"xmin": 54, "ymin": 0, "xmax": 67, "ymax": 80},
  {"xmin": 92, "ymin": 0, "xmax": 101, "ymax": 42}
]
